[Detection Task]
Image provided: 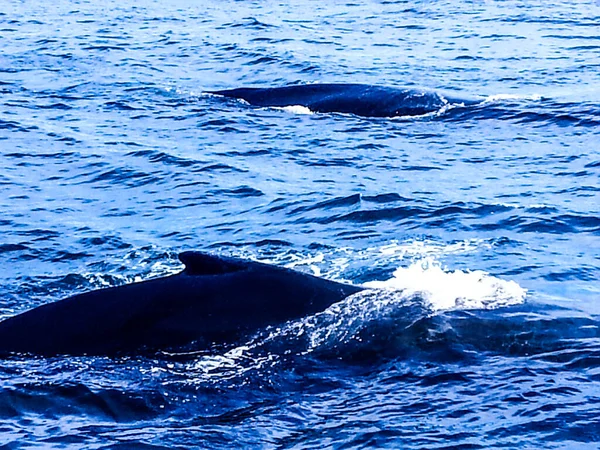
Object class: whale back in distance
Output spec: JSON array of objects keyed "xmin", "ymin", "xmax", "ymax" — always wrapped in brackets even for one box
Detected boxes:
[
  {"xmin": 209, "ymin": 83, "xmax": 478, "ymax": 117},
  {"xmin": 0, "ymin": 252, "xmax": 363, "ymax": 356}
]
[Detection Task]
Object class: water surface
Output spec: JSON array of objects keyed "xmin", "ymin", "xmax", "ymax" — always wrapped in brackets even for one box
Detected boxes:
[{"xmin": 1, "ymin": 0, "xmax": 599, "ymax": 448}]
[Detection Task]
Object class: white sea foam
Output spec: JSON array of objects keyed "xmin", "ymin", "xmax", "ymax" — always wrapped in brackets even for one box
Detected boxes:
[
  {"xmin": 483, "ymin": 93, "xmax": 543, "ymax": 102},
  {"xmin": 372, "ymin": 239, "xmax": 491, "ymax": 259},
  {"xmin": 363, "ymin": 257, "xmax": 526, "ymax": 311},
  {"xmin": 185, "ymin": 345, "xmax": 277, "ymax": 383},
  {"xmin": 276, "ymin": 105, "xmax": 314, "ymax": 115},
  {"xmin": 284, "ymin": 253, "xmax": 325, "ymax": 276},
  {"xmin": 248, "ymin": 238, "xmax": 500, "ymax": 285}
]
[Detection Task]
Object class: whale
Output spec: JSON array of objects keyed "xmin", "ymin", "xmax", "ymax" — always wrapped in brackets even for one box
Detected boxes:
[
  {"xmin": 0, "ymin": 251, "xmax": 363, "ymax": 356},
  {"xmin": 208, "ymin": 83, "xmax": 479, "ymax": 118}
]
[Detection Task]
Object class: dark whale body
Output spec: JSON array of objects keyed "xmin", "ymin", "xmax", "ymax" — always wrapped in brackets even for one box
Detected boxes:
[
  {"xmin": 0, "ymin": 252, "xmax": 363, "ymax": 356},
  {"xmin": 209, "ymin": 83, "xmax": 478, "ymax": 117}
]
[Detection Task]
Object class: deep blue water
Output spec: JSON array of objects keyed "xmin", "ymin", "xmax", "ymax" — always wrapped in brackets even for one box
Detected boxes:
[{"xmin": 1, "ymin": 0, "xmax": 600, "ymax": 448}]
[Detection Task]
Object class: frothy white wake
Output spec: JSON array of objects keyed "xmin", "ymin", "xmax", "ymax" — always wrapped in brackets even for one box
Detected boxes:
[
  {"xmin": 363, "ymin": 257, "xmax": 526, "ymax": 311},
  {"xmin": 483, "ymin": 93, "xmax": 543, "ymax": 102},
  {"xmin": 278, "ymin": 105, "xmax": 314, "ymax": 115}
]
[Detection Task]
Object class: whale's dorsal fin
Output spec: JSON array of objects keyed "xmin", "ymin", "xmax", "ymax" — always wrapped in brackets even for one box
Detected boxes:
[{"xmin": 179, "ymin": 251, "xmax": 247, "ymax": 275}]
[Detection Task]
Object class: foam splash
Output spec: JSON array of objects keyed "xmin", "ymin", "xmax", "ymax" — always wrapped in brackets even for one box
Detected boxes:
[
  {"xmin": 183, "ymin": 345, "xmax": 278, "ymax": 383},
  {"xmin": 284, "ymin": 253, "xmax": 324, "ymax": 277},
  {"xmin": 363, "ymin": 257, "xmax": 526, "ymax": 311},
  {"xmin": 278, "ymin": 105, "xmax": 314, "ymax": 115},
  {"xmin": 374, "ymin": 239, "xmax": 490, "ymax": 259},
  {"xmin": 483, "ymin": 93, "xmax": 543, "ymax": 102}
]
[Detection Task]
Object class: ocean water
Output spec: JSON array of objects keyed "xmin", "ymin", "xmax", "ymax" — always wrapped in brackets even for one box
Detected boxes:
[{"xmin": 1, "ymin": 0, "xmax": 599, "ymax": 448}]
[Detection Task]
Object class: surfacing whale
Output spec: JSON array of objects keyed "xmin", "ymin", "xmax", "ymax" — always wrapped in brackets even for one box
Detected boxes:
[
  {"xmin": 209, "ymin": 83, "xmax": 478, "ymax": 117},
  {"xmin": 0, "ymin": 252, "xmax": 363, "ymax": 356}
]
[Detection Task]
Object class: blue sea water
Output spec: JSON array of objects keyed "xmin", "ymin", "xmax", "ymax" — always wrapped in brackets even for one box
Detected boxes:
[{"xmin": 1, "ymin": 0, "xmax": 600, "ymax": 448}]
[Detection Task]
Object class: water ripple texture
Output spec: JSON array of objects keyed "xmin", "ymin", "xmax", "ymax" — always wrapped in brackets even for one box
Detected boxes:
[{"xmin": 1, "ymin": 0, "xmax": 599, "ymax": 448}]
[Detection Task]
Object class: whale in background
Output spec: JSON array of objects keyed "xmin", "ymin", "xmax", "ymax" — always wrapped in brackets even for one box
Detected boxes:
[
  {"xmin": 209, "ymin": 83, "xmax": 479, "ymax": 117},
  {"xmin": 0, "ymin": 252, "xmax": 363, "ymax": 356}
]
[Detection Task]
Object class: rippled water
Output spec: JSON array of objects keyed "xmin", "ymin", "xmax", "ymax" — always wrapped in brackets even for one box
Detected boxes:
[{"xmin": 1, "ymin": 0, "xmax": 599, "ymax": 448}]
